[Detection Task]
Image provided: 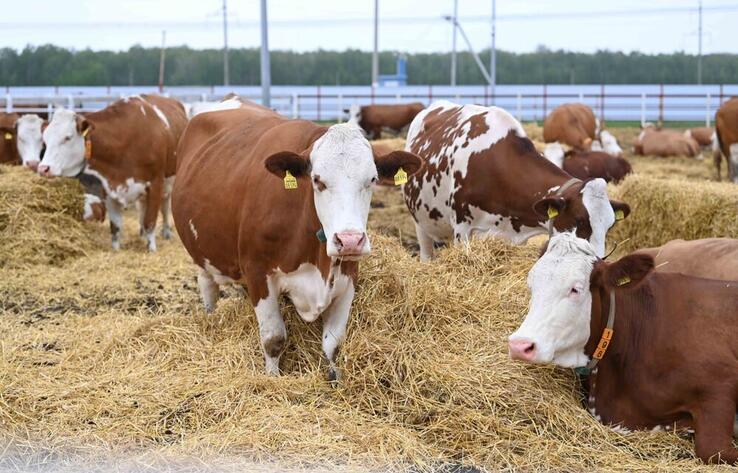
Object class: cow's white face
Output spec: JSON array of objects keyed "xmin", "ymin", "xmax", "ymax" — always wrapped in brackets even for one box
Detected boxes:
[
  {"xmin": 581, "ymin": 178, "xmax": 616, "ymax": 258},
  {"xmin": 600, "ymin": 131, "xmax": 623, "ymax": 156},
  {"xmin": 39, "ymin": 109, "xmax": 86, "ymax": 177},
  {"xmin": 16, "ymin": 114, "xmax": 44, "ymax": 168},
  {"xmin": 509, "ymin": 232, "xmax": 598, "ymax": 367},
  {"xmin": 311, "ymin": 124, "xmax": 377, "ymax": 258}
]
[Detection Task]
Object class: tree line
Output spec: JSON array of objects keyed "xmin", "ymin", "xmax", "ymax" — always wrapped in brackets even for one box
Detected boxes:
[{"xmin": 0, "ymin": 44, "xmax": 735, "ymax": 86}]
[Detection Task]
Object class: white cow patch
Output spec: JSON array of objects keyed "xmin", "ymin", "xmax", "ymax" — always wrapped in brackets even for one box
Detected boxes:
[
  {"xmin": 109, "ymin": 177, "xmax": 148, "ymax": 208},
  {"xmin": 139, "ymin": 105, "xmax": 147, "ymax": 116},
  {"xmin": 543, "ymin": 142, "xmax": 565, "ymax": 168},
  {"xmin": 581, "ymin": 179, "xmax": 615, "ymax": 258},
  {"xmin": 83, "ymin": 194, "xmax": 102, "ymax": 221},
  {"xmin": 151, "ymin": 105, "xmax": 170, "ymax": 129},
  {"xmin": 189, "ymin": 219, "xmax": 198, "ymax": 240},
  {"xmin": 203, "ymin": 258, "xmax": 237, "ymax": 286},
  {"xmin": 730, "ymin": 143, "xmax": 738, "ymax": 184},
  {"xmin": 271, "ymin": 262, "xmax": 352, "ymax": 323}
]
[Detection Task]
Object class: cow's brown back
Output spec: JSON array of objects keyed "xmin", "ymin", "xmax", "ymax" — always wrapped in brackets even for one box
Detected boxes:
[
  {"xmin": 0, "ymin": 112, "xmax": 19, "ymax": 164},
  {"xmin": 562, "ymin": 150, "xmax": 632, "ymax": 183},
  {"xmin": 543, "ymin": 103, "xmax": 597, "ymax": 150},
  {"xmin": 634, "ymin": 238, "xmax": 738, "ymax": 281},
  {"xmin": 359, "ymin": 103, "xmax": 425, "ymax": 139},
  {"xmin": 639, "ymin": 129, "xmax": 700, "ymax": 157},
  {"xmin": 688, "ymin": 127, "xmax": 714, "ymax": 147},
  {"xmin": 141, "ymin": 94, "xmax": 188, "ymax": 177}
]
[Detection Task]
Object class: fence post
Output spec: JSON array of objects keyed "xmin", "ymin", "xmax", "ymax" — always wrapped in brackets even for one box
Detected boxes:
[
  {"xmin": 640, "ymin": 93, "xmax": 646, "ymax": 127},
  {"xmin": 292, "ymin": 93, "xmax": 299, "ymax": 119},
  {"xmin": 396, "ymin": 93, "xmax": 401, "ymax": 103},
  {"xmin": 706, "ymin": 93, "xmax": 711, "ymax": 127},
  {"xmin": 542, "ymin": 84, "xmax": 547, "ymax": 118},
  {"xmin": 337, "ymin": 93, "xmax": 343, "ymax": 123},
  {"xmin": 600, "ymin": 83, "xmax": 605, "ymax": 124},
  {"xmin": 201, "ymin": 92, "xmax": 207, "ymax": 102},
  {"xmin": 428, "ymin": 84, "xmax": 433, "ymax": 105},
  {"xmin": 516, "ymin": 93, "xmax": 522, "ymax": 122},
  {"xmin": 47, "ymin": 102, "xmax": 54, "ymax": 119},
  {"xmin": 484, "ymin": 85, "xmax": 488, "ymax": 106},
  {"xmin": 658, "ymin": 83, "xmax": 664, "ymax": 124},
  {"xmin": 5, "ymin": 94, "xmax": 11, "ymax": 113},
  {"xmin": 67, "ymin": 94, "xmax": 74, "ymax": 110},
  {"xmin": 579, "ymin": 92, "xmax": 584, "ymax": 103}
]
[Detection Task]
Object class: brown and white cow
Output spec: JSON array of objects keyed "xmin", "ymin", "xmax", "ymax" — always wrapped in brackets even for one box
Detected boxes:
[
  {"xmin": 38, "ymin": 94, "xmax": 187, "ymax": 251},
  {"xmin": 172, "ymin": 104, "xmax": 421, "ymax": 380},
  {"xmin": 348, "ymin": 102, "xmax": 425, "ymax": 140},
  {"xmin": 0, "ymin": 112, "xmax": 20, "ymax": 165},
  {"xmin": 634, "ymin": 126, "xmax": 700, "ymax": 157},
  {"xmin": 543, "ymin": 103, "xmax": 624, "ymax": 157},
  {"xmin": 543, "ymin": 146, "xmax": 632, "ymax": 184},
  {"xmin": 714, "ymin": 98, "xmax": 738, "ymax": 182},
  {"xmin": 685, "ymin": 126, "xmax": 714, "ymax": 148},
  {"xmin": 509, "ymin": 232, "xmax": 738, "ymax": 464},
  {"xmin": 635, "ymin": 238, "xmax": 738, "ymax": 281},
  {"xmin": 403, "ymin": 101, "xmax": 630, "ymax": 262},
  {"xmin": 15, "ymin": 114, "xmax": 45, "ymax": 170}
]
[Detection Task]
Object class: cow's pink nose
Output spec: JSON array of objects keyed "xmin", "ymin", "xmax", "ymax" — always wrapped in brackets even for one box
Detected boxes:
[
  {"xmin": 25, "ymin": 160, "xmax": 39, "ymax": 171},
  {"xmin": 334, "ymin": 231, "xmax": 367, "ymax": 256},
  {"xmin": 37, "ymin": 164, "xmax": 51, "ymax": 177},
  {"xmin": 509, "ymin": 339, "xmax": 537, "ymax": 361}
]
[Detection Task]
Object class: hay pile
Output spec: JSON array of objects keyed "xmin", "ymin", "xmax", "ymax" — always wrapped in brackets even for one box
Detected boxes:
[
  {"xmin": 609, "ymin": 174, "xmax": 738, "ymax": 250},
  {"xmin": 0, "ymin": 165, "xmax": 94, "ymax": 268},
  {"xmin": 0, "ymin": 216, "xmax": 726, "ymax": 471}
]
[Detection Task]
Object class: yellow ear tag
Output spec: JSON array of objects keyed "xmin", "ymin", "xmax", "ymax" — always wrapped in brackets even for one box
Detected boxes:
[
  {"xmin": 617, "ymin": 276, "xmax": 631, "ymax": 286},
  {"xmin": 81, "ymin": 128, "xmax": 90, "ymax": 138},
  {"xmin": 283, "ymin": 170, "xmax": 298, "ymax": 190},
  {"xmin": 84, "ymin": 138, "xmax": 92, "ymax": 160},
  {"xmin": 394, "ymin": 167, "xmax": 408, "ymax": 186},
  {"xmin": 3, "ymin": 132, "xmax": 12, "ymax": 140},
  {"xmin": 614, "ymin": 209, "xmax": 625, "ymax": 221},
  {"xmin": 547, "ymin": 206, "xmax": 559, "ymax": 219}
]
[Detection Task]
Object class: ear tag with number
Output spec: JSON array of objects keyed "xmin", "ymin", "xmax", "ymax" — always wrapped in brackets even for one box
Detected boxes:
[
  {"xmin": 547, "ymin": 206, "xmax": 559, "ymax": 219},
  {"xmin": 3, "ymin": 132, "xmax": 12, "ymax": 140},
  {"xmin": 614, "ymin": 209, "xmax": 625, "ymax": 221},
  {"xmin": 394, "ymin": 167, "xmax": 408, "ymax": 186},
  {"xmin": 617, "ymin": 276, "xmax": 631, "ymax": 286},
  {"xmin": 283, "ymin": 170, "xmax": 298, "ymax": 190}
]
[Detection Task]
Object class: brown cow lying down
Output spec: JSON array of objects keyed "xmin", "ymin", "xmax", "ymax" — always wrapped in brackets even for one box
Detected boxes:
[
  {"xmin": 544, "ymin": 103, "xmax": 596, "ymax": 150},
  {"xmin": 172, "ymin": 103, "xmax": 422, "ymax": 380},
  {"xmin": 685, "ymin": 126, "xmax": 713, "ymax": 148},
  {"xmin": 634, "ymin": 126, "xmax": 700, "ymax": 157},
  {"xmin": 510, "ymin": 232, "xmax": 738, "ymax": 464},
  {"xmin": 715, "ymin": 97, "xmax": 738, "ymax": 183},
  {"xmin": 0, "ymin": 112, "xmax": 20, "ymax": 164},
  {"xmin": 38, "ymin": 94, "xmax": 187, "ymax": 251},
  {"xmin": 348, "ymin": 102, "xmax": 425, "ymax": 140},
  {"xmin": 635, "ymin": 238, "xmax": 738, "ymax": 280},
  {"xmin": 543, "ymin": 144, "xmax": 631, "ymax": 184}
]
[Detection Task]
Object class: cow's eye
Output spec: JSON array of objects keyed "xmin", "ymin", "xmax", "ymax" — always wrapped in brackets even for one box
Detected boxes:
[
  {"xmin": 64, "ymin": 136, "xmax": 72, "ymax": 142},
  {"xmin": 570, "ymin": 287, "xmax": 580, "ymax": 295}
]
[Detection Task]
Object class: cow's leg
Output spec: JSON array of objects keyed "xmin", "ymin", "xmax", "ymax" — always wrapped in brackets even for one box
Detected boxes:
[
  {"xmin": 692, "ymin": 401, "xmax": 738, "ymax": 464},
  {"xmin": 415, "ymin": 221, "xmax": 435, "ymax": 262},
  {"xmin": 253, "ymin": 285, "xmax": 286, "ymax": 377},
  {"xmin": 141, "ymin": 180, "xmax": 164, "ymax": 252},
  {"xmin": 197, "ymin": 267, "xmax": 219, "ymax": 313},
  {"xmin": 714, "ymin": 150, "xmax": 723, "ymax": 181},
  {"xmin": 160, "ymin": 176, "xmax": 175, "ymax": 240},
  {"xmin": 321, "ymin": 282, "xmax": 355, "ymax": 382},
  {"xmin": 106, "ymin": 197, "xmax": 124, "ymax": 251},
  {"xmin": 136, "ymin": 198, "xmax": 147, "ymax": 237},
  {"xmin": 729, "ymin": 144, "xmax": 738, "ymax": 184}
]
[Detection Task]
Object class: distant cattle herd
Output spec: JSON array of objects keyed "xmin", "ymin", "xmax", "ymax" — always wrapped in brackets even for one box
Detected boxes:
[{"xmin": 2, "ymin": 94, "xmax": 738, "ymax": 464}]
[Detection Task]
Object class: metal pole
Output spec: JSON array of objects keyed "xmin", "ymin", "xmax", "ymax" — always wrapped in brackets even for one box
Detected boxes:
[
  {"xmin": 490, "ymin": 0, "xmax": 496, "ymax": 100},
  {"xmin": 448, "ymin": 17, "xmax": 492, "ymax": 85},
  {"xmin": 451, "ymin": 0, "xmax": 458, "ymax": 86},
  {"xmin": 158, "ymin": 30, "xmax": 166, "ymax": 93},
  {"xmin": 260, "ymin": 0, "xmax": 271, "ymax": 108},
  {"xmin": 697, "ymin": 0, "xmax": 703, "ymax": 85},
  {"xmin": 223, "ymin": 0, "xmax": 229, "ymax": 86},
  {"xmin": 372, "ymin": 0, "xmax": 379, "ymax": 87}
]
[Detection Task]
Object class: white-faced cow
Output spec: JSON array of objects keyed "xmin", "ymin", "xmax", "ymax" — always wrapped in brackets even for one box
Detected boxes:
[
  {"xmin": 403, "ymin": 101, "xmax": 630, "ymax": 261},
  {"xmin": 15, "ymin": 114, "xmax": 45, "ymax": 170},
  {"xmin": 509, "ymin": 232, "xmax": 738, "ymax": 464},
  {"xmin": 172, "ymin": 102, "xmax": 422, "ymax": 380},
  {"xmin": 38, "ymin": 95, "xmax": 186, "ymax": 251}
]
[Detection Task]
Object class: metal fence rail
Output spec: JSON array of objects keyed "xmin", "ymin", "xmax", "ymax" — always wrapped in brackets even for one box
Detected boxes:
[{"xmin": 1, "ymin": 85, "xmax": 734, "ymax": 125}]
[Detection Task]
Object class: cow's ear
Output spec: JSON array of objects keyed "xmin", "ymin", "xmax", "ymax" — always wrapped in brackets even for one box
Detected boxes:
[
  {"xmin": 610, "ymin": 200, "xmax": 630, "ymax": 222},
  {"xmin": 601, "ymin": 254, "xmax": 654, "ymax": 291},
  {"xmin": 374, "ymin": 150, "xmax": 423, "ymax": 186},
  {"xmin": 41, "ymin": 120, "xmax": 49, "ymax": 133},
  {"xmin": 264, "ymin": 151, "xmax": 312, "ymax": 179},
  {"xmin": 533, "ymin": 196, "xmax": 566, "ymax": 220},
  {"xmin": 76, "ymin": 116, "xmax": 93, "ymax": 136}
]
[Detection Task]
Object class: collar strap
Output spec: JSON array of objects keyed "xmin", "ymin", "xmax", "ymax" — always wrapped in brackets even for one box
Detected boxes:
[
  {"xmin": 581, "ymin": 290, "xmax": 616, "ymax": 372},
  {"xmin": 316, "ymin": 228, "xmax": 327, "ymax": 243}
]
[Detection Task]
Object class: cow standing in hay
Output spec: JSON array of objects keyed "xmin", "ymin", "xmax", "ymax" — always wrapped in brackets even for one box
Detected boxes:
[
  {"xmin": 38, "ymin": 95, "xmax": 187, "ymax": 251},
  {"xmin": 509, "ymin": 232, "xmax": 738, "ymax": 465},
  {"xmin": 348, "ymin": 102, "xmax": 425, "ymax": 140},
  {"xmin": 172, "ymin": 101, "xmax": 422, "ymax": 380},
  {"xmin": 714, "ymin": 98, "xmax": 738, "ymax": 182},
  {"xmin": 402, "ymin": 100, "xmax": 630, "ymax": 261}
]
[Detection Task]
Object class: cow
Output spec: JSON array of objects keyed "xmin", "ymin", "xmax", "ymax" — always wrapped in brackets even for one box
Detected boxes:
[
  {"xmin": 171, "ymin": 103, "xmax": 422, "ymax": 380},
  {"xmin": 0, "ymin": 112, "xmax": 20, "ymax": 165},
  {"xmin": 634, "ymin": 126, "xmax": 700, "ymax": 157},
  {"xmin": 634, "ymin": 238, "xmax": 738, "ymax": 281},
  {"xmin": 349, "ymin": 102, "xmax": 425, "ymax": 140},
  {"xmin": 38, "ymin": 94, "xmax": 187, "ymax": 251},
  {"xmin": 185, "ymin": 93, "xmax": 248, "ymax": 118},
  {"xmin": 15, "ymin": 114, "xmax": 45, "ymax": 170},
  {"xmin": 403, "ymin": 101, "xmax": 630, "ymax": 262},
  {"xmin": 714, "ymin": 98, "xmax": 738, "ymax": 182},
  {"xmin": 543, "ymin": 103, "xmax": 624, "ymax": 156},
  {"xmin": 543, "ymin": 144, "xmax": 631, "ymax": 184},
  {"xmin": 685, "ymin": 126, "xmax": 714, "ymax": 148},
  {"xmin": 509, "ymin": 231, "xmax": 738, "ymax": 464}
]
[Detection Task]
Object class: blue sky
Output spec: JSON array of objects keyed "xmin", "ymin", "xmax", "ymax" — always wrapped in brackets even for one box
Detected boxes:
[{"xmin": 1, "ymin": 0, "xmax": 736, "ymax": 54}]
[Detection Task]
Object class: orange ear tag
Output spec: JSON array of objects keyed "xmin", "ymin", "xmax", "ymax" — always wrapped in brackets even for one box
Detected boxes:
[
  {"xmin": 283, "ymin": 170, "xmax": 298, "ymax": 190},
  {"xmin": 84, "ymin": 138, "xmax": 92, "ymax": 160},
  {"xmin": 394, "ymin": 167, "xmax": 408, "ymax": 186}
]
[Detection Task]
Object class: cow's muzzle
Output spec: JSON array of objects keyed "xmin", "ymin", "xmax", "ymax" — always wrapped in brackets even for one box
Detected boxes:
[
  {"xmin": 508, "ymin": 338, "xmax": 537, "ymax": 362},
  {"xmin": 333, "ymin": 231, "xmax": 368, "ymax": 257}
]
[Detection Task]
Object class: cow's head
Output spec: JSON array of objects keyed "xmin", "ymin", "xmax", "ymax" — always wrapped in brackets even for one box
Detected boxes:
[
  {"xmin": 508, "ymin": 231, "xmax": 654, "ymax": 367},
  {"xmin": 533, "ymin": 178, "xmax": 630, "ymax": 258},
  {"xmin": 16, "ymin": 114, "xmax": 44, "ymax": 170},
  {"xmin": 38, "ymin": 108, "xmax": 92, "ymax": 177},
  {"xmin": 265, "ymin": 123, "xmax": 422, "ymax": 258},
  {"xmin": 599, "ymin": 130, "xmax": 623, "ymax": 157}
]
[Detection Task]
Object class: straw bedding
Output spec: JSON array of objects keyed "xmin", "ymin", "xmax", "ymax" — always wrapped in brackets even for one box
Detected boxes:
[{"xmin": 0, "ymin": 131, "xmax": 734, "ymax": 472}]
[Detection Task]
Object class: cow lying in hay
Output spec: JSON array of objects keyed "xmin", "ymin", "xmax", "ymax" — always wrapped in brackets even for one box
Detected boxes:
[{"xmin": 509, "ymin": 231, "xmax": 738, "ymax": 464}]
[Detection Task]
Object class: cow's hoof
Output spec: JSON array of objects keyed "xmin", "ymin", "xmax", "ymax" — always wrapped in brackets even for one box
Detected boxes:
[{"xmin": 161, "ymin": 228, "xmax": 173, "ymax": 240}]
